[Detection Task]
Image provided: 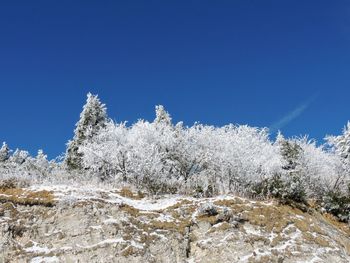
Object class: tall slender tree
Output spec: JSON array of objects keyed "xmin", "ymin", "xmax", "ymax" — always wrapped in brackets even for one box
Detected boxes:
[
  {"xmin": 0, "ymin": 142, "xmax": 10, "ymax": 162},
  {"xmin": 154, "ymin": 105, "xmax": 172, "ymax": 126},
  {"xmin": 326, "ymin": 122, "xmax": 350, "ymax": 187},
  {"xmin": 65, "ymin": 93, "xmax": 108, "ymax": 170}
]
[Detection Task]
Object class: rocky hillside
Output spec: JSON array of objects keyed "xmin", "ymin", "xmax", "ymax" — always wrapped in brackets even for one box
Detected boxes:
[{"xmin": 1, "ymin": 185, "xmax": 350, "ymax": 263}]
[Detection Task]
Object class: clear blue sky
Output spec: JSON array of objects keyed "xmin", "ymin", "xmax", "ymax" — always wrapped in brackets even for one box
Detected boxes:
[{"xmin": 0, "ymin": 0, "xmax": 350, "ymax": 159}]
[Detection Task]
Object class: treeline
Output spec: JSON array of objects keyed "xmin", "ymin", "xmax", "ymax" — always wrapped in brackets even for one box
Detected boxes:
[{"xmin": 1, "ymin": 93, "xmax": 350, "ymax": 222}]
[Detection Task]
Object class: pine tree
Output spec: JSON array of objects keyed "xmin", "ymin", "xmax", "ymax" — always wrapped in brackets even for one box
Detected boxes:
[
  {"xmin": 0, "ymin": 142, "xmax": 10, "ymax": 162},
  {"xmin": 65, "ymin": 93, "xmax": 108, "ymax": 170},
  {"xmin": 280, "ymin": 138, "xmax": 303, "ymax": 172},
  {"xmin": 271, "ymin": 134, "xmax": 306, "ymax": 203},
  {"xmin": 329, "ymin": 122, "xmax": 350, "ymax": 175},
  {"xmin": 154, "ymin": 105, "xmax": 172, "ymax": 126},
  {"xmin": 11, "ymin": 149, "xmax": 29, "ymax": 165},
  {"xmin": 36, "ymin": 149, "xmax": 49, "ymax": 167},
  {"xmin": 324, "ymin": 122, "xmax": 350, "ymax": 221}
]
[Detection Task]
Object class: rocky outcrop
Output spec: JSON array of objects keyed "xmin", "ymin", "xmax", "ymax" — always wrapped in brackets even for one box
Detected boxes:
[{"xmin": 0, "ymin": 185, "xmax": 350, "ymax": 263}]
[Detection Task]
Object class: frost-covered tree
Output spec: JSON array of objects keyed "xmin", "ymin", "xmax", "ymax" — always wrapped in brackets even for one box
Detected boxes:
[
  {"xmin": 297, "ymin": 139, "xmax": 341, "ymax": 196},
  {"xmin": 323, "ymin": 122, "xmax": 350, "ymax": 221},
  {"xmin": 280, "ymin": 138, "xmax": 303, "ymax": 172},
  {"xmin": 10, "ymin": 149, "xmax": 29, "ymax": 165},
  {"xmin": 326, "ymin": 121, "xmax": 350, "ymax": 177},
  {"xmin": 259, "ymin": 134, "xmax": 307, "ymax": 203},
  {"xmin": 79, "ymin": 121, "xmax": 130, "ymax": 181},
  {"xmin": 154, "ymin": 105, "xmax": 172, "ymax": 126},
  {"xmin": 80, "ymin": 110, "xmax": 282, "ymax": 195},
  {"xmin": 65, "ymin": 93, "xmax": 108, "ymax": 170},
  {"xmin": 0, "ymin": 142, "xmax": 10, "ymax": 162},
  {"xmin": 34, "ymin": 149, "xmax": 50, "ymax": 172}
]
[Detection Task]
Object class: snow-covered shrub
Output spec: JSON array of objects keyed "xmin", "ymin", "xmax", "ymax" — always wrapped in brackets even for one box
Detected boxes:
[
  {"xmin": 0, "ymin": 142, "xmax": 10, "ymax": 162},
  {"xmin": 10, "ymin": 149, "xmax": 29, "ymax": 165},
  {"xmin": 0, "ymin": 177, "xmax": 30, "ymax": 189},
  {"xmin": 77, "ymin": 101, "xmax": 346, "ymax": 202},
  {"xmin": 319, "ymin": 124, "xmax": 350, "ymax": 221},
  {"xmin": 252, "ymin": 136, "xmax": 345, "ymax": 205},
  {"xmin": 79, "ymin": 122, "xmax": 129, "ymax": 181},
  {"xmin": 299, "ymin": 138, "xmax": 344, "ymax": 198},
  {"xmin": 326, "ymin": 122, "xmax": 350, "ymax": 176},
  {"xmin": 0, "ymin": 177, "xmax": 17, "ymax": 189},
  {"xmin": 321, "ymin": 190, "xmax": 350, "ymax": 222},
  {"xmin": 197, "ymin": 202, "xmax": 219, "ymax": 217},
  {"xmin": 0, "ymin": 144, "xmax": 57, "ymax": 186},
  {"xmin": 79, "ymin": 115, "xmax": 283, "ymax": 196},
  {"xmin": 216, "ymin": 207, "xmax": 236, "ymax": 224}
]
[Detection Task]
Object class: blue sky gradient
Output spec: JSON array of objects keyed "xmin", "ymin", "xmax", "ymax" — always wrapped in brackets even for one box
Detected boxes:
[{"xmin": 0, "ymin": 0, "xmax": 350, "ymax": 158}]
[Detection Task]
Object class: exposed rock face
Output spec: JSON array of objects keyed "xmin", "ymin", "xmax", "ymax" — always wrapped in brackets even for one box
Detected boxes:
[{"xmin": 1, "ymin": 185, "xmax": 350, "ymax": 263}]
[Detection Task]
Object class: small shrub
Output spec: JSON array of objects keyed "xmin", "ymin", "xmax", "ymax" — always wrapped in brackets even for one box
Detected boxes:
[
  {"xmin": 250, "ymin": 173, "xmax": 306, "ymax": 204},
  {"xmin": 0, "ymin": 177, "xmax": 30, "ymax": 190},
  {"xmin": 193, "ymin": 184, "xmax": 217, "ymax": 198},
  {"xmin": 321, "ymin": 191, "xmax": 350, "ymax": 222},
  {"xmin": 0, "ymin": 178, "xmax": 17, "ymax": 190},
  {"xmin": 216, "ymin": 208, "xmax": 233, "ymax": 223},
  {"xmin": 8, "ymin": 223, "xmax": 26, "ymax": 238},
  {"xmin": 197, "ymin": 202, "xmax": 219, "ymax": 217}
]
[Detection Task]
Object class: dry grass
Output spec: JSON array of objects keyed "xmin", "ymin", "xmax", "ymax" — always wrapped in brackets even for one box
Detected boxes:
[
  {"xmin": 117, "ymin": 187, "xmax": 145, "ymax": 200},
  {"xmin": 322, "ymin": 212, "xmax": 350, "ymax": 236},
  {"xmin": 0, "ymin": 188, "xmax": 55, "ymax": 207},
  {"xmin": 196, "ymin": 214, "xmax": 218, "ymax": 225},
  {"xmin": 119, "ymin": 203, "xmax": 143, "ymax": 217},
  {"xmin": 148, "ymin": 217, "xmax": 193, "ymax": 234},
  {"xmin": 207, "ymin": 222, "xmax": 232, "ymax": 233}
]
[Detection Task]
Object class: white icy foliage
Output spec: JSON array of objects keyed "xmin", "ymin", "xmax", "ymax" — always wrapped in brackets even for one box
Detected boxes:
[
  {"xmin": 79, "ymin": 106, "xmax": 283, "ymax": 195},
  {"xmin": 298, "ymin": 138, "xmax": 344, "ymax": 195},
  {"xmin": 79, "ymin": 122, "xmax": 130, "ymax": 181},
  {"xmin": 65, "ymin": 93, "xmax": 108, "ymax": 169},
  {"xmin": 78, "ymin": 105, "xmax": 349, "ymax": 198},
  {"xmin": 0, "ymin": 142, "xmax": 10, "ymax": 162},
  {"xmin": 1, "ymin": 99, "xmax": 349, "ymax": 208},
  {"xmin": 326, "ymin": 121, "xmax": 350, "ymax": 178},
  {"xmin": 10, "ymin": 149, "xmax": 30, "ymax": 165},
  {"xmin": 154, "ymin": 105, "xmax": 172, "ymax": 125}
]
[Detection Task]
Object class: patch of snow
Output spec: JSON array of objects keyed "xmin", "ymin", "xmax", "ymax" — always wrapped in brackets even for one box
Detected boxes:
[
  {"xmin": 212, "ymin": 222, "xmax": 227, "ymax": 228},
  {"xmin": 274, "ymin": 226, "xmax": 302, "ymax": 251},
  {"xmin": 103, "ymin": 218, "xmax": 119, "ymax": 225},
  {"xmin": 197, "ymin": 238, "xmax": 213, "ymax": 246},
  {"xmin": 243, "ymin": 224, "xmax": 263, "ymax": 236},
  {"xmin": 116, "ymin": 194, "xmax": 181, "ymax": 211},
  {"xmin": 155, "ymin": 213, "xmax": 175, "ymax": 222},
  {"xmin": 294, "ymin": 214, "xmax": 305, "ymax": 220},
  {"xmin": 28, "ymin": 184, "xmax": 183, "ymax": 211},
  {"xmin": 130, "ymin": 240, "xmax": 144, "ymax": 249},
  {"xmin": 25, "ymin": 242, "xmax": 51, "ymax": 254},
  {"xmin": 76, "ymin": 238, "xmax": 144, "ymax": 250},
  {"xmin": 77, "ymin": 238, "xmax": 125, "ymax": 249},
  {"xmin": 30, "ymin": 256, "xmax": 59, "ymax": 263},
  {"xmin": 89, "ymin": 225, "xmax": 103, "ymax": 230}
]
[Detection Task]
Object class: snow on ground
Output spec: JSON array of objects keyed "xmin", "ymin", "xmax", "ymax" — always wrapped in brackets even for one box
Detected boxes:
[
  {"xmin": 24, "ymin": 241, "xmax": 52, "ymax": 254},
  {"xmin": 28, "ymin": 184, "xmax": 183, "ymax": 211},
  {"xmin": 30, "ymin": 256, "xmax": 60, "ymax": 263},
  {"xmin": 3, "ymin": 183, "xmax": 350, "ymax": 262}
]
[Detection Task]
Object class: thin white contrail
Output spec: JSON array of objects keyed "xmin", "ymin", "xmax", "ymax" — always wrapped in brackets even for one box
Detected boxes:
[{"xmin": 269, "ymin": 94, "xmax": 318, "ymax": 133}]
